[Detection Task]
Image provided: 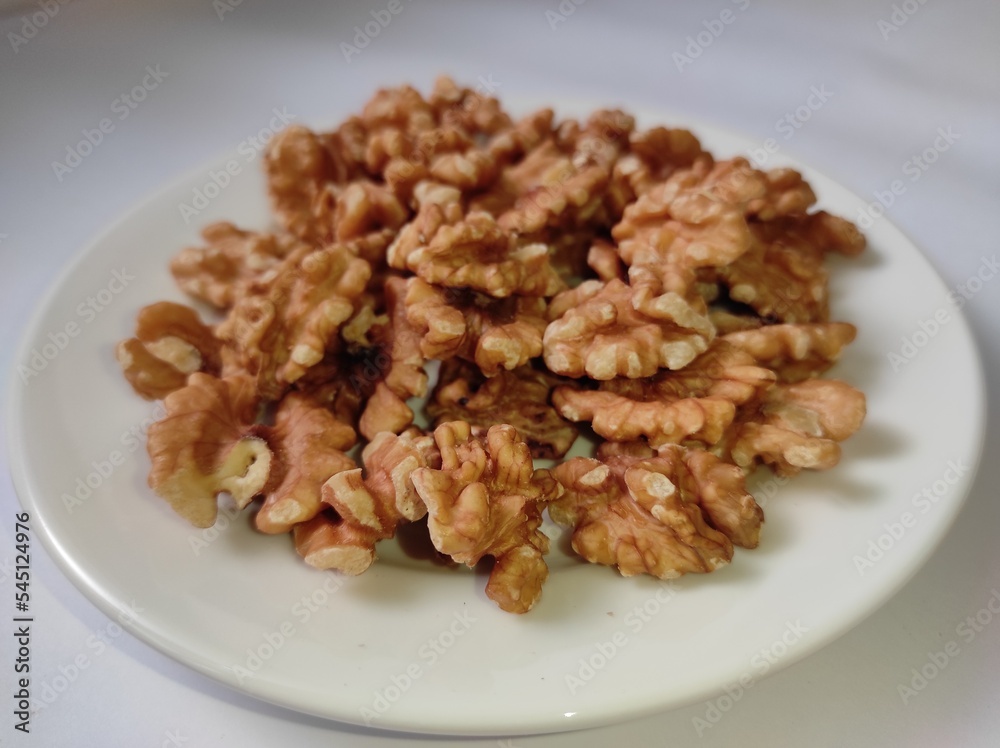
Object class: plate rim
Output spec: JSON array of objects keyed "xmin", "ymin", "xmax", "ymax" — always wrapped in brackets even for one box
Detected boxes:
[{"xmin": 6, "ymin": 99, "xmax": 989, "ymax": 736}]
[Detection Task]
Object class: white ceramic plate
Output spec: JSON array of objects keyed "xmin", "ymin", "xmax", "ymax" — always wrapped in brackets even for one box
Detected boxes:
[{"xmin": 7, "ymin": 100, "xmax": 986, "ymax": 736}]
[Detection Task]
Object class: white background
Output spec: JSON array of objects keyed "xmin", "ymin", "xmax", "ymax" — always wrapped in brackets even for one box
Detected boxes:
[{"xmin": 1, "ymin": 0, "xmax": 998, "ymax": 745}]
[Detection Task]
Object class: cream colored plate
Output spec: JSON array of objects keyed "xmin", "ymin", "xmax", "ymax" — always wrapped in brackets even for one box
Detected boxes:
[{"xmin": 7, "ymin": 99, "xmax": 985, "ymax": 735}]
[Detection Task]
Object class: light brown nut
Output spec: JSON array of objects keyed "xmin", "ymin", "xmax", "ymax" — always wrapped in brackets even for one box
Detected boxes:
[
  {"xmin": 429, "ymin": 148, "xmax": 499, "ymax": 192},
  {"xmin": 486, "ymin": 108, "xmax": 555, "ymax": 166},
  {"xmin": 550, "ymin": 450, "xmax": 747, "ymax": 580},
  {"xmin": 543, "ymin": 278, "xmax": 715, "ymax": 379},
  {"xmin": 293, "ymin": 512, "xmax": 380, "ymax": 576},
  {"xmin": 427, "ymin": 359, "xmax": 578, "ymax": 459},
  {"xmin": 612, "ymin": 160, "xmax": 761, "ymax": 274},
  {"xmin": 386, "ymin": 181, "xmax": 464, "ymax": 271},
  {"xmin": 410, "ymin": 422, "xmax": 559, "ymax": 613},
  {"xmin": 708, "ymin": 309, "xmax": 763, "ymax": 335},
  {"xmin": 360, "ymin": 83, "xmax": 437, "ymax": 133},
  {"xmin": 474, "ymin": 110, "xmax": 634, "ymax": 235},
  {"xmin": 725, "ymin": 379, "xmax": 866, "ymax": 476},
  {"xmin": 405, "ymin": 212, "xmax": 565, "ymax": 298},
  {"xmin": 586, "ymin": 238, "xmax": 626, "ymax": 282},
  {"xmin": 356, "ymin": 276, "xmax": 429, "ymax": 439},
  {"xmin": 255, "ymin": 392, "xmax": 357, "ymax": 535},
  {"xmin": 492, "ymin": 149, "xmax": 611, "ymax": 235},
  {"xmin": 746, "ymin": 167, "xmax": 817, "ymax": 219},
  {"xmin": 293, "ymin": 428, "xmax": 440, "ymax": 575},
  {"xmin": 265, "ymin": 125, "xmax": 361, "ymax": 243},
  {"xmin": 217, "ymin": 244, "xmax": 371, "ymax": 401},
  {"xmin": 552, "ymin": 342, "xmax": 775, "ymax": 447},
  {"xmin": 614, "ymin": 125, "xmax": 710, "ymax": 196},
  {"xmin": 722, "ymin": 322, "xmax": 857, "ymax": 382},
  {"xmin": 795, "ymin": 211, "xmax": 867, "ymax": 256},
  {"xmin": 117, "ymin": 301, "xmax": 222, "ymax": 400},
  {"xmin": 170, "ymin": 222, "xmax": 305, "ymax": 309},
  {"xmin": 146, "ymin": 373, "xmax": 272, "ymax": 528},
  {"xmin": 713, "ymin": 223, "xmax": 830, "ymax": 323},
  {"xmin": 325, "ymin": 428, "xmax": 439, "ymax": 530},
  {"xmin": 326, "ymin": 180, "xmax": 409, "ymax": 245},
  {"xmin": 429, "ymin": 75, "xmax": 512, "ymax": 136},
  {"xmin": 404, "ymin": 278, "xmax": 547, "ymax": 376}
]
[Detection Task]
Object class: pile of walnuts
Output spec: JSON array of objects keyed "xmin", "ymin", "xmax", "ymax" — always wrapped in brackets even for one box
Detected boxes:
[{"xmin": 117, "ymin": 77, "xmax": 866, "ymax": 614}]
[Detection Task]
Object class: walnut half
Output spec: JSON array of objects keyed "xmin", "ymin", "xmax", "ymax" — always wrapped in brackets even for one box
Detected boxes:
[
  {"xmin": 146, "ymin": 373, "xmax": 272, "ymax": 528},
  {"xmin": 551, "ymin": 446, "xmax": 762, "ymax": 580},
  {"xmin": 410, "ymin": 422, "xmax": 561, "ymax": 613}
]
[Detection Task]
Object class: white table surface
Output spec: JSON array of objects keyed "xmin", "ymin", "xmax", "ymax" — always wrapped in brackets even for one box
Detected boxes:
[{"xmin": 2, "ymin": 1, "xmax": 998, "ymax": 745}]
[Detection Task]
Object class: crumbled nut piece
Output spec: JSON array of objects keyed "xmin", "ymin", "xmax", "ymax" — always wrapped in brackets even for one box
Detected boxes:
[
  {"xmin": 218, "ymin": 245, "xmax": 371, "ymax": 400},
  {"xmin": 593, "ymin": 444, "xmax": 763, "ymax": 547},
  {"xmin": 288, "ymin": 352, "xmax": 372, "ymax": 431},
  {"xmin": 795, "ymin": 211, "xmax": 867, "ymax": 256},
  {"xmin": 714, "ymin": 223, "xmax": 830, "ymax": 323},
  {"xmin": 429, "ymin": 76, "xmax": 512, "ymax": 136},
  {"xmin": 293, "ymin": 511, "xmax": 380, "ymax": 575},
  {"xmin": 679, "ymin": 447, "xmax": 763, "ymax": 548},
  {"xmin": 117, "ymin": 301, "xmax": 222, "ymax": 400},
  {"xmin": 357, "ymin": 276, "xmax": 429, "ymax": 439},
  {"xmin": 725, "ymin": 379, "xmax": 866, "ymax": 476},
  {"xmin": 265, "ymin": 125, "xmax": 361, "ymax": 243},
  {"xmin": 255, "ymin": 393, "xmax": 357, "ymax": 534},
  {"xmin": 586, "ymin": 239, "xmax": 626, "ymax": 282},
  {"xmin": 746, "ymin": 167, "xmax": 817, "ymax": 219},
  {"xmin": 553, "ymin": 342, "xmax": 775, "ymax": 447},
  {"xmin": 613, "ymin": 125, "xmax": 710, "ymax": 196},
  {"xmin": 427, "ymin": 360, "xmax": 578, "ymax": 459},
  {"xmin": 708, "ymin": 309, "xmax": 763, "ymax": 335},
  {"xmin": 326, "ymin": 181, "xmax": 409, "ymax": 244},
  {"xmin": 386, "ymin": 181, "xmax": 464, "ymax": 271},
  {"xmin": 543, "ymin": 278, "xmax": 715, "ymax": 379},
  {"xmin": 550, "ymin": 452, "xmax": 738, "ymax": 579},
  {"xmin": 292, "ymin": 428, "xmax": 439, "ymax": 575},
  {"xmin": 170, "ymin": 222, "xmax": 305, "ymax": 309},
  {"xmin": 405, "ymin": 212, "xmax": 565, "ymax": 298},
  {"xmin": 475, "ymin": 110, "xmax": 634, "ymax": 235},
  {"xmin": 146, "ymin": 373, "xmax": 271, "ymax": 528},
  {"xmin": 404, "ymin": 278, "xmax": 547, "ymax": 376},
  {"xmin": 486, "ymin": 108, "xmax": 555, "ymax": 166},
  {"xmin": 327, "ymin": 429, "xmax": 438, "ymax": 528},
  {"xmin": 612, "ymin": 161, "xmax": 760, "ymax": 274},
  {"xmin": 361, "ymin": 83, "xmax": 437, "ymax": 133},
  {"xmin": 722, "ymin": 322, "xmax": 857, "ymax": 382},
  {"xmin": 410, "ymin": 422, "xmax": 560, "ymax": 613}
]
